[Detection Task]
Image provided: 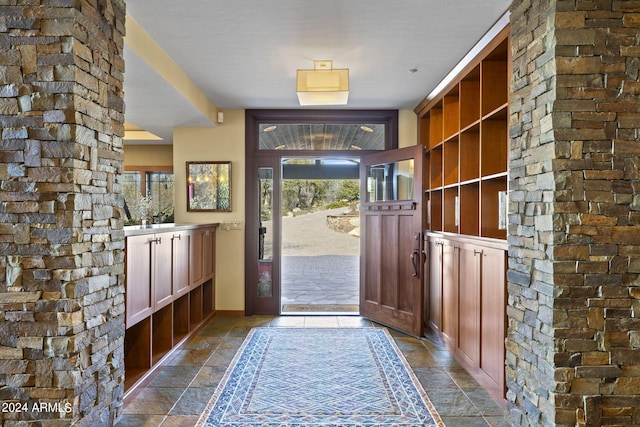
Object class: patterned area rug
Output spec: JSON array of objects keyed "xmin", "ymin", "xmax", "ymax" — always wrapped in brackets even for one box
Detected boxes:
[{"xmin": 197, "ymin": 327, "xmax": 444, "ymax": 426}]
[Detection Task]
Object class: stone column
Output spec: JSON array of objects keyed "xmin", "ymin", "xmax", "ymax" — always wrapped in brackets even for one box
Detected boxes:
[
  {"xmin": 0, "ymin": 1, "xmax": 126, "ymax": 425},
  {"xmin": 508, "ymin": 0, "xmax": 640, "ymax": 426}
]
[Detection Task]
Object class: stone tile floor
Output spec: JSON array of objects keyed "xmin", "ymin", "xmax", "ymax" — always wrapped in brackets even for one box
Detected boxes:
[{"xmin": 116, "ymin": 314, "xmax": 510, "ymax": 427}]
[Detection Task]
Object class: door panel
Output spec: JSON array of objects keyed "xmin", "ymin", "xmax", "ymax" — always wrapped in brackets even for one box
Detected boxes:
[
  {"xmin": 153, "ymin": 232, "xmax": 173, "ymax": 310},
  {"xmin": 480, "ymin": 247, "xmax": 506, "ymax": 386},
  {"xmin": 363, "ymin": 214, "xmax": 381, "ymax": 303},
  {"xmin": 426, "ymin": 239, "xmax": 443, "ymax": 332},
  {"xmin": 172, "ymin": 231, "xmax": 190, "ymax": 298},
  {"xmin": 441, "ymin": 241, "xmax": 457, "ymax": 346},
  {"xmin": 380, "ymin": 215, "xmax": 398, "ymax": 308},
  {"xmin": 397, "ymin": 213, "xmax": 416, "ymax": 313},
  {"xmin": 360, "ymin": 145, "xmax": 424, "ymax": 336},
  {"xmin": 457, "ymin": 243, "xmax": 480, "ymax": 366}
]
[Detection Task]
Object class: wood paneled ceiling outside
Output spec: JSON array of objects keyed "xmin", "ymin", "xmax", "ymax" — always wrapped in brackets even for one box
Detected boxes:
[{"xmin": 258, "ymin": 124, "xmax": 385, "ymax": 151}]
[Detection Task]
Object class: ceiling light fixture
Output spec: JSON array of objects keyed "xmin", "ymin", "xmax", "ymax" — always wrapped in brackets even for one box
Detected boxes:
[
  {"xmin": 297, "ymin": 60, "xmax": 349, "ymax": 106},
  {"xmin": 360, "ymin": 125, "xmax": 373, "ymax": 132},
  {"xmin": 263, "ymin": 125, "xmax": 277, "ymax": 132}
]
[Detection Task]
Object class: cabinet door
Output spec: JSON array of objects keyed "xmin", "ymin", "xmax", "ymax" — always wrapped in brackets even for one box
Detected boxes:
[
  {"xmin": 457, "ymin": 243, "xmax": 481, "ymax": 366},
  {"xmin": 153, "ymin": 232, "xmax": 173, "ymax": 310},
  {"xmin": 190, "ymin": 229, "xmax": 204, "ymax": 288},
  {"xmin": 126, "ymin": 235, "xmax": 153, "ymax": 328},
  {"xmin": 172, "ymin": 231, "xmax": 190, "ymax": 298},
  {"xmin": 440, "ymin": 241, "xmax": 458, "ymax": 347},
  {"xmin": 202, "ymin": 227, "xmax": 215, "ymax": 279},
  {"xmin": 480, "ymin": 246, "xmax": 506, "ymax": 389},
  {"xmin": 426, "ymin": 240, "xmax": 443, "ymax": 332}
]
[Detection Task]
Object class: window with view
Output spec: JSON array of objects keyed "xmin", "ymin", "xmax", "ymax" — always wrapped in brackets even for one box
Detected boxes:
[{"xmin": 123, "ymin": 168, "xmax": 174, "ymax": 225}]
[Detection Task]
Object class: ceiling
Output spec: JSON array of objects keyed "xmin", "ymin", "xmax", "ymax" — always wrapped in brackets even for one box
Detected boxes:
[{"xmin": 123, "ymin": 1, "xmax": 511, "ymax": 145}]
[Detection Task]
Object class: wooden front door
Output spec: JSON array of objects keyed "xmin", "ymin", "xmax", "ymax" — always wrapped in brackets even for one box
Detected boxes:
[{"xmin": 360, "ymin": 145, "xmax": 425, "ymax": 336}]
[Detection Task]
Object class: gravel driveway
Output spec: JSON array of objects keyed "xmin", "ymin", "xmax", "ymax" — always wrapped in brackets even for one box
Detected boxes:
[{"xmin": 281, "ymin": 207, "xmax": 360, "ymax": 256}]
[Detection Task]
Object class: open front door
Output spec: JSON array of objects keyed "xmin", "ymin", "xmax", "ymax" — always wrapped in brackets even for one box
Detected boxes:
[{"xmin": 360, "ymin": 145, "xmax": 425, "ymax": 336}]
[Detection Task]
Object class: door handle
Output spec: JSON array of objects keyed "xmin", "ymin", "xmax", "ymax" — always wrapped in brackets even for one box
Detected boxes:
[{"xmin": 411, "ymin": 250, "xmax": 419, "ymax": 277}]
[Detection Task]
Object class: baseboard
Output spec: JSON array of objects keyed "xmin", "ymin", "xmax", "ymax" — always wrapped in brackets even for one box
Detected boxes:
[{"xmin": 215, "ymin": 310, "xmax": 245, "ymax": 316}]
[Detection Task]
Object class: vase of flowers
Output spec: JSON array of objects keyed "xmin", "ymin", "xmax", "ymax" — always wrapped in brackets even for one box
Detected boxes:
[{"xmin": 131, "ymin": 195, "xmax": 154, "ymax": 226}]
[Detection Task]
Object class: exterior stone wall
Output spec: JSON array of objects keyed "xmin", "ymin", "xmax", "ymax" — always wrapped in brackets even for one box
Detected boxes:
[
  {"xmin": 0, "ymin": 1, "xmax": 126, "ymax": 425},
  {"xmin": 508, "ymin": 1, "xmax": 640, "ymax": 426}
]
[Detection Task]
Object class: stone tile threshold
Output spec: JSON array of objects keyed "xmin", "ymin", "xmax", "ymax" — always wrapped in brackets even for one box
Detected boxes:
[{"xmin": 117, "ymin": 315, "xmax": 510, "ymax": 427}]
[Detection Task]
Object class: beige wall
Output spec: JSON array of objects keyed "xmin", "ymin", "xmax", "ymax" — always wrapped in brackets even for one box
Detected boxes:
[
  {"xmin": 173, "ymin": 110, "xmax": 246, "ymax": 311},
  {"xmin": 124, "ymin": 144, "xmax": 173, "ymax": 166},
  {"xmin": 398, "ymin": 109, "xmax": 418, "ymax": 148},
  {"xmin": 131, "ymin": 109, "xmax": 418, "ymax": 312}
]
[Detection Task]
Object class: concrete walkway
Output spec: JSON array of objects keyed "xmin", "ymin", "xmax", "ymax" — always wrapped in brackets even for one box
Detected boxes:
[{"xmin": 280, "ymin": 207, "xmax": 360, "ymax": 312}]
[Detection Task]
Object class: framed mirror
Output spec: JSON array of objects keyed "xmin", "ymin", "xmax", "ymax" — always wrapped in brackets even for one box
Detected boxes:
[{"xmin": 186, "ymin": 161, "xmax": 231, "ymax": 212}]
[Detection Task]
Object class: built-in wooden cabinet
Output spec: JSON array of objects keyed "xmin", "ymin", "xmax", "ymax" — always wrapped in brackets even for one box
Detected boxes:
[
  {"xmin": 417, "ymin": 23, "xmax": 509, "ymax": 404},
  {"xmin": 124, "ymin": 223, "xmax": 218, "ymax": 392},
  {"xmin": 425, "ymin": 233, "xmax": 507, "ymax": 401}
]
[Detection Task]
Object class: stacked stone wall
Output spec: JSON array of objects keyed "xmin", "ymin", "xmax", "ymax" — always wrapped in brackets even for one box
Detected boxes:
[
  {"xmin": 508, "ymin": 0, "xmax": 640, "ymax": 426},
  {"xmin": 0, "ymin": 1, "xmax": 126, "ymax": 425}
]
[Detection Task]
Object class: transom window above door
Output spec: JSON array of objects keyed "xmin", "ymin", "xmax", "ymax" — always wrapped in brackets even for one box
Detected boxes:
[
  {"xmin": 258, "ymin": 123, "xmax": 386, "ymax": 151},
  {"xmin": 248, "ymin": 109, "xmax": 398, "ymax": 153}
]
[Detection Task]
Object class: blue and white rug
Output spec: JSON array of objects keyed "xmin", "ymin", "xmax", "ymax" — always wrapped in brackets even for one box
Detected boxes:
[{"xmin": 197, "ymin": 327, "xmax": 444, "ymax": 426}]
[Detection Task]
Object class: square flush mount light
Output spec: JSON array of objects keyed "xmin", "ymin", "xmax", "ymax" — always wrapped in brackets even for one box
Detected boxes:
[{"xmin": 297, "ymin": 60, "xmax": 349, "ymax": 106}]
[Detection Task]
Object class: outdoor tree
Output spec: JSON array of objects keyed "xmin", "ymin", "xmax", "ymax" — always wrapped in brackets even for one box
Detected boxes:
[{"xmin": 336, "ymin": 180, "xmax": 360, "ymax": 201}]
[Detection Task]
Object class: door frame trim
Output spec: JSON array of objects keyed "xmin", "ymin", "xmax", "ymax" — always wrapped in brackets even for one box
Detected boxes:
[{"xmin": 244, "ymin": 109, "xmax": 399, "ymax": 316}]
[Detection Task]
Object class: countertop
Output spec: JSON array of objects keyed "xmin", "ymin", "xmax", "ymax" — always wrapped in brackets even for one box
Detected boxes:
[{"xmin": 124, "ymin": 223, "xmax": 220, "ymax": 237}]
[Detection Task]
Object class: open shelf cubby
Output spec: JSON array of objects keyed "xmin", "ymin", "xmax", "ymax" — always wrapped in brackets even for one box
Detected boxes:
[
  {"xmin": 481, "ymin": 109, "xmax": 508, "ymax": 177},
  {"xmin": 460, "ymin": 65, "xmax": 481, "ymax": 129},
  {"xmin": 443, "ymin": 187, "xmax": 459, "ymax": 233},
  {"xmin": 124, "ymin": 317, "xmax": 151, "ymax": 390},
  {"xmin": 420, "ymin": 115, "xmax": 431, "ymax": 149},
  {"xmin": 424, "ymin": 151, "xmax": 431, "ymax": 190},
  {"xmin": 190, "ymin": 286, "xmax": 203, "ymax": 327},
  {"xmin": 173, "ymin": 294, "xmax": 190, "ymax": 344},
  {"xmin": 481, "ymin": 39, "xmax": 508, "ymax": 116},
  {"xmin": 443, "ymin": 89, "xmax": 460, "ymax": 140},
  {"xmin": 152, "ymin": 304, "xmax": 173, "ymax": 365},
  {"xmin": 429, "ymin": 103, "xmax": 444, "ymax": 146},
  {"xmin": 443, "ymin": 136, "xmax": 459, "ymax": 186},
  {"xmin": 459, "ymin": 125, "xmax": 480, "ymax": 182},
  {"xmin": 430, "ymin": 145, "xmax": 443, "ymax": 188},
  {"xmin": 459, "ymin": 182, "xmax": 480, "ymax": 236},
  {"xmin": 203, "ymin": 279, "xmax": 214, "ymax": 317},
  {"xmin": 481, "ymin": 176, "xmax": 507, "ymax": 240},
  {"xmin": 427, "ymin": 190, "xmax": 443, "ymax": 232}
]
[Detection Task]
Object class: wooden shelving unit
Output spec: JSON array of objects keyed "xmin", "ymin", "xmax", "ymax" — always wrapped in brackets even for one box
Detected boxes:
[
  {"xmin": 418, "ymin": 34, "xmax": 509, "ymax": 240},
  {"xmin": 417, "ymin": 21, "xmax": 510, "ymax": 404}
]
